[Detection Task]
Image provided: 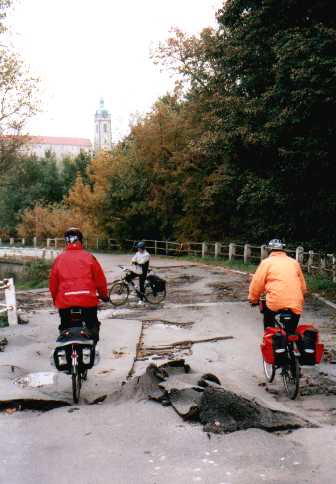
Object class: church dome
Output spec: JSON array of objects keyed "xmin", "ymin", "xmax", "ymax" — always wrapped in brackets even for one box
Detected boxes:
[{"xmin": 95, "ymin": 98, "xmax": 110, "ymax": 117}]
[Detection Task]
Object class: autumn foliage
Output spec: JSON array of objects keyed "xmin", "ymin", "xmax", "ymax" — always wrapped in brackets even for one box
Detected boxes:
[{"xmin": 5, "ymin": 1, "xmax": 336, "ymax": 249}]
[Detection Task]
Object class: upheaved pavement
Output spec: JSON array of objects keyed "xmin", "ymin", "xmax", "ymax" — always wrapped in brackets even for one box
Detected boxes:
[{"xmin": 1, "ymin": 254, "xmax": 336, "ymax": 483}]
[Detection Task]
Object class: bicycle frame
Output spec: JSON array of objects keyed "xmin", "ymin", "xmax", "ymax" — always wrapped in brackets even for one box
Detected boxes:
[{"xmin": 71, "ymin": 345, "xmax": 79, "ymax": 372}]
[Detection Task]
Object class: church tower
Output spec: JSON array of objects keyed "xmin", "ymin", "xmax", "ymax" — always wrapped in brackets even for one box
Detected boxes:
[{"xmin": 94, "ymin": 98, "xmax": 112, "ymax": 152}]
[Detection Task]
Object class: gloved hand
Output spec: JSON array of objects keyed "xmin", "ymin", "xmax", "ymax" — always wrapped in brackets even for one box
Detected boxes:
[
  {"xmin": 100, "ymin": 295, "xmax": 110, "ymax": 303},
  {"xmin": 249, "ymin": 301, "xmax": 259, "ymax": 307}
]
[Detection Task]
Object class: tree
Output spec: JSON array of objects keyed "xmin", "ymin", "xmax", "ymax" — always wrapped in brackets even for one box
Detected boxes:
[
  {"xmin": 0, "ymin": 154, "xmax": 64, "ymax": 235},
  {"xmin": 0, "ymin": 0, "xmax": 40, "ymax": 172},
  {"xmin": 211, "ymin": 0, "xmax": 336, "ymax": 244},
  {"xmin": 62, "ymin": 151, "xmax": 91, "ymax": 195},
  {"xmin": 17, "ymin": 203, "xmax": 99, "ymax": 240},
  {"xmin": 155, "ymin": 0, "xmax": 336, "ymax": 245}
]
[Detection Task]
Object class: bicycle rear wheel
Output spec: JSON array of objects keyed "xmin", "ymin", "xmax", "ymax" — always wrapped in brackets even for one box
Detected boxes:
[
  {"xmin": 144, "ymin": 283, "xmax": 166, "ymax": 304},
  {"xmin": 109, "ymin": 281, "xmax": 129, "ymax": 306},
  {"xmin": 263, "ymin": 359, "xmax": 276, "ymax": 383},
  {"xmin": 72, "ymin": 368, "xmax": 81, "ymax": 404},
  {"xmin": 282, "ymin": 352, "xmax": 300, "ymax": 400}
]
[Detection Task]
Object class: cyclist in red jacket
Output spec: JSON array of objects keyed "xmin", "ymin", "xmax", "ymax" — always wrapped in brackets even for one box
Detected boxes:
[{"xmin": 49, "ymin": 228, "xmax": 109, "ymax": 344}]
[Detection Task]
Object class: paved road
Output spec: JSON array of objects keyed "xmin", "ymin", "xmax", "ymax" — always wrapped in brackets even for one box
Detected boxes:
[{"xmin": 1, "ymin": 254, "xmax": 336, "ymax": 483}]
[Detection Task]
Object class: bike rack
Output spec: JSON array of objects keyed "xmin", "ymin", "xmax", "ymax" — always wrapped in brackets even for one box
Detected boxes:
[{"xmin": 0, "ymin": 278, "xmax": 18, "ymax": 326}]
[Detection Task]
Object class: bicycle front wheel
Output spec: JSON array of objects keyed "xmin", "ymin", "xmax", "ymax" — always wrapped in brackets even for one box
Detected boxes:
[
  {"xmin": 263, "ymin": 359, "xmax": 276, "ymax": 383},
  {"xmin": 72, "ymin": 369, "xmax": 81, "ymax": 404},
  {"xmin": 109, "ymin": 281, "xmax": 129, "ymax": 306},
  {"xmin": 144, "ymin": 283, "xmax": 166, "ymax": 305},
  {"xmin": 282, "ymin": 353, "xmax": 300, "ymax": 400}
]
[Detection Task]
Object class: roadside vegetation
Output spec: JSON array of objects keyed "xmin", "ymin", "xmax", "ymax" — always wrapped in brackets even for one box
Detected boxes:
[
  {"xmin": 17, "ymin": 259, "xmax": 51, "ymax": 289},
  {"xmin": 1, "ymin": 259, "xmax": 52, "ymax": 290},
  {"xmin": 180, "ymin": 255, "xmax": 336, "ymax": 302}
]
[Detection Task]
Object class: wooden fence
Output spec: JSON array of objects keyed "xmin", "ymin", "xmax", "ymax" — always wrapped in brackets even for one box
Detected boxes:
[{"xmin": 0, "ymin": 237, "xmax": 335, "ymax": 282}]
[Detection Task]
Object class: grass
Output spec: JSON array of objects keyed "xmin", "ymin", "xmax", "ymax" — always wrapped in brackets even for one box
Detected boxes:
[
  {"xmin": 180, "ymin": 255, "xmax": 258, "ymax": 273},
  {"xmin": 306, "ymin": 274, "xmax": 336, "ymax": 300},
  {"xmin": 15, "ymin": 259, "xmax": 51, "ymax": 290},
  {"xmin": 179, "ymin": 255, "xmax": 336, "ymax": 302}
]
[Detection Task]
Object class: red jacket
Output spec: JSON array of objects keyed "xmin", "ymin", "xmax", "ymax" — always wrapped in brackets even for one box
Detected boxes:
[{"xmin": 49, "ymin": 242, "xmax": 108, "ymax": 309}]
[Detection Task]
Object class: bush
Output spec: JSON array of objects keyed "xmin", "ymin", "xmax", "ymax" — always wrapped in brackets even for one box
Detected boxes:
[{"xmin": 16, "ymin": 259, "xmax": 52, "ymax": 289}]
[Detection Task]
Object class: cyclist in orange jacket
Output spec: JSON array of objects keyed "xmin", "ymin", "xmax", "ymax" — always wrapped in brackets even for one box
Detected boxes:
[{"xmin": 248, "ymin": 239, "xmax": 307, "ymax": 334}]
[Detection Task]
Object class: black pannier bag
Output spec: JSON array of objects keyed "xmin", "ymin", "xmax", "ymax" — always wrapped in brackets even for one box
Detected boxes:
[
  {"xmin": 297, "ymin": 326, "xmax": 318, "ymax": 366},
  {"xmin": 54, "ymin": 327, "xmax": 95, "ymax": 371},
  {"xmin": 147, "ymin": 274, "xmax": 166, "ymax": 292},
  {"xmin": 272, "ymin": 331, "xmax": 288, "ymax": 367}
]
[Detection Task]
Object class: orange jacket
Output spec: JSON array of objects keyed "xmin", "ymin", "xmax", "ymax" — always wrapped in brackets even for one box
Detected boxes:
[{"xmin": 248, "ymin": 251, "xmax": 307, "ymax": 314}]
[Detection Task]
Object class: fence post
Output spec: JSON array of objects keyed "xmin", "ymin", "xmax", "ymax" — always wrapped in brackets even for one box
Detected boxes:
[
  {"xmin": 332, "ymin": 255, "xmax": 336, "ymax": 283},
  {"xmin": 320, "ymin": 254, "xmax": 326, "ymax": 275},
  {"xmin": 202, "ymin": 242, "xmax": 208, "ymax": 258},
  {"xmin": 244, "ymin": 244, "xmax": 251, "ymax": 264},
  {"xmin": 10, "ymin": 237, "xmax": 14, "ymax": 246},
  {"xmin": 307, "ymin": 250, "xmax": 314, "ymax": 274},
  {"xmin": 0, "ymin": 238, "xmax": 2, "ymax": 246},
  {"xmin": 46, "ymin": 238, "xmax": 50, "ymax": 248},
  {"xmin": 260, "ymin": 244, "xmax": 268, "ymax": 261},
  {"xmin": 296, "ymin": 246, "xmax": 304, "ymax": 264},
  {"xmin": 229, "ymin": 243, "xmax": 236, "ymax": 261},
  {"xmin": 215, "ymin": 242, "xmax": 221, "ymax": 259},
  {"xmin": 21, "ymin": 238, "xmax": 25, "ymax": 246},
  {"xmin": 33, "ymin": 236, "xmax": 37, "ymax": 248},
  {"xmin": 96, "ymin": 238, "xmax": 99, "ymax": 250},
  {"xmin": 155, "ymin": 240, "xmax": 158, "ymax": 256},
  {"xmin": 4, "ymin": 278, "xmax": 18, "ymax": 326},
  {"xmin": 165, "ymin": 241, "xmax": 168, "ymax": 256}
]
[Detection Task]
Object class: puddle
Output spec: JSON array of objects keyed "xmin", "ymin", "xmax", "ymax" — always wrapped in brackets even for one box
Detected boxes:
[{"xmin": 14, "ymin": 371, "xmax": 57, "ymax": 388}]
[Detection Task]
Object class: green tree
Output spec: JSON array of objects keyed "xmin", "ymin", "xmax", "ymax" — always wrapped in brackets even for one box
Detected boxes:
[
  {"xmin": 0, "ymin": 155, "xmax": 64, "ymax": 234},
  {"xmin": 156, "ymin": 0, "xmax": 336, "ymax": 245},
  {"xmin": 62, "ymin": 151, "xmax": 91, "ymax": 195}
]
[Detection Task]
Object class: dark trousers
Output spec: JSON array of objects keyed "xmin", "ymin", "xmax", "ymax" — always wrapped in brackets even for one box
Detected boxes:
[
  {"xmin": 126, "ymin": 272, "xmax": 146, "ymax": 300},
  {"xmin": 59, "ymin": 307, "xmax": 101, "ymax": 344},
  {"xmin": 263, "ymin": 304, "xmax": 300, "ymax": 334}
]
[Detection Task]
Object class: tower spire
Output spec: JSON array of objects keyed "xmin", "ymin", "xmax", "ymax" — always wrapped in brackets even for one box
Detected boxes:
[{"xmin": 94, "ymin": 98, "xmax": 112, "ymax": 152}]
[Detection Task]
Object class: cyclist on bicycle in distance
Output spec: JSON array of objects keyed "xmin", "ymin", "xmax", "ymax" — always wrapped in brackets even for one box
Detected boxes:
[
  {"xmin": 248, "ymin": 239, "xmax": 307, "ymax": 334},
  {"xmin": 49, "ymin": 228, "xmax": 109, "ymax": 344},
  {"xmin": 127, "ymin": 241, "xmax": 150, "ymax": 305}
]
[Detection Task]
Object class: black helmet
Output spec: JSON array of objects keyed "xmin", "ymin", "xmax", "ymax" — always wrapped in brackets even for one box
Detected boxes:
[
  {"xmin": 136, "ymin": 241, "xmax": 145, "ymax": 250},
  {"xmin": 64, "ymin": 227, "xmax": 83, "ymax": 244},
  {"xmin": 267, "ymin": 239, "xmax": 286, "ymax": 251}
]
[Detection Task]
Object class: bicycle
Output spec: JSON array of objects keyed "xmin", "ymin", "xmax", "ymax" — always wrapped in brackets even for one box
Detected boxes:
[
  {"xmin": 109, "ymin": 265, "xmax": 166, "ymax": 306},
  {"xmin": 53, "ymin": 310, "xmax": 96, "ymax": 404},
  {"xmin": 262, "ymin": 311, "xmax": 301, "ymax": 400}
]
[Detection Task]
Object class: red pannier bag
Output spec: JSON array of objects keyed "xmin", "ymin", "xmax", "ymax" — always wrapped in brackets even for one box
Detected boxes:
[
  {"xmin": 296, "ymin": 324, "xmax": 324, "ymax": 365},
  {"xmin": 261, "ymin": 327, "xmax": 287, "ymax": 366}
]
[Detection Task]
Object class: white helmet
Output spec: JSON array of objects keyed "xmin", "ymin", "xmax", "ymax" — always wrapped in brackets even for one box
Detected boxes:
[{"xmin": 267, "ymin": 239, "xmax": 286, "ymax": 251}]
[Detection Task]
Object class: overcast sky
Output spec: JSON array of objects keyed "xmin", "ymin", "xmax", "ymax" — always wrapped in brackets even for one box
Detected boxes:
[{"xmin": 7, "ymin": 0, "xmax": 223, "ymax": 142}]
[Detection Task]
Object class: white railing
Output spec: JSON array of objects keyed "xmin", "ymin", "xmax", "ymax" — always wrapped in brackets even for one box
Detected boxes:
[
  {"xmin": 0, "ymin": 278, "xmax": 18, "ymax": 326},
  {"xmin": 1, "ymin": 237, "xmax": 335, "ymax": 281}
]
